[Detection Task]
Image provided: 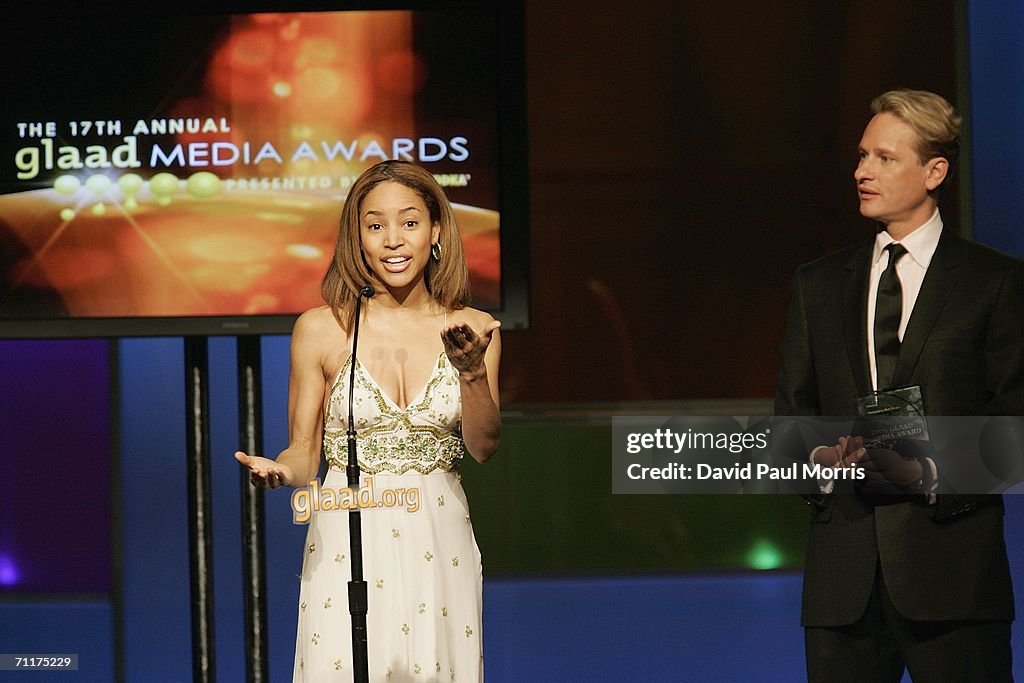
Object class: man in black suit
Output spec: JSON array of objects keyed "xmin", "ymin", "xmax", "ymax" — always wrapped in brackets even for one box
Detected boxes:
[{"xmin": 775, "ymin": 89, "xmax": 1024, "ymax": 681}]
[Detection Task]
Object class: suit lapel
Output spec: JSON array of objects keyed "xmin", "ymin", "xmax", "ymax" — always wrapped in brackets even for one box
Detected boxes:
[
  {"xmin": 893, "ymin": 232, "xmax": 963, "ymax": 387},
  {"xmin": 843, "ymin": 243, "xmax": 873, "ymax": 396}
]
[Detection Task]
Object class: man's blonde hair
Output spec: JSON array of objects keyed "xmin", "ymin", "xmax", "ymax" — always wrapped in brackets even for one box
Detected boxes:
[{"xmin": 871, "ymin": 89, "xmax": 960, "ymax": 186}]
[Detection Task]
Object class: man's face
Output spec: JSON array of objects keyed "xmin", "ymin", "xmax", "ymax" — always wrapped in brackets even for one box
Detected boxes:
[{"xmin": 854, "ymin": 112, "xmax": 945, "ymax": 236}]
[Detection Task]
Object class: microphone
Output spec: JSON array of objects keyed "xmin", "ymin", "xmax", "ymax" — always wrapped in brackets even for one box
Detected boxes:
[
  {"xmin": 345, "ymin": 283, "xmax": 375, "ymax": 681},
  {"xmin": 347, "ymin": 284, "xmax": 375, "ymax": 482}
]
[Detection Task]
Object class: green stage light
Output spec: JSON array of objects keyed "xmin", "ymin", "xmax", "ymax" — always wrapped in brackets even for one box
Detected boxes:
[{"xmin": 746, "ymin": 539, "xmax": 783, "ymax": 570}]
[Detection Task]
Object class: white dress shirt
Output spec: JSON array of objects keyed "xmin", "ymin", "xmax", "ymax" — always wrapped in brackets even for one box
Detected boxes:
[{"xmin": 866, "ymin": 209, "xmax": 943, "ymax": 391}]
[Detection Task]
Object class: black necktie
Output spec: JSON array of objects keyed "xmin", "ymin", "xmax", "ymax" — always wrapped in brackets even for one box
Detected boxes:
[{"xmin": 874, "ymin": 243, "xmax": 907, "ymax": 390}]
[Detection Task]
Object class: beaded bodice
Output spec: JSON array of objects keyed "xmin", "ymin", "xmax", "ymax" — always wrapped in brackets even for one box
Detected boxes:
[{"xmin": 323, "ymin": 352, "xmax": 464, "ymax": 475}]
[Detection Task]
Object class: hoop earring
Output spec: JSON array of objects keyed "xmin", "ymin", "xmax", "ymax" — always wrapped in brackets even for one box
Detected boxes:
[{"xmin": 431, "ymin": 242, "xmax": 442, "ymax": 262}]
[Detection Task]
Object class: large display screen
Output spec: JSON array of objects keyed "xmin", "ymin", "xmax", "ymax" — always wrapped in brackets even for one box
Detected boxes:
[{"xmin": 0, "ymin": 2, "xmax": 528, "ymax": 337}]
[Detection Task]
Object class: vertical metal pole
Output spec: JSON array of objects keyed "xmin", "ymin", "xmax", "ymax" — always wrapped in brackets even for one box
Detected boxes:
[
  {"xmin": 348, "ymin": 292, "xmax": 371, "ymax": 682},
  {"xmin": 109, "ymin": 338, "xmax": 126, "ymax": 683},
  {"xmin": 185, "ymin": 336, "xmax": 216, "ymax": 682},
  {"xmin": 237, "ymin": 335, "xmax": 269, "ymax": 682}
]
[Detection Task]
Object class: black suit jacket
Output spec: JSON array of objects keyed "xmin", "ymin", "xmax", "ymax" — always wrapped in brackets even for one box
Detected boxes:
[{"xmin": 774, "ymin": 228, "xmax": 1024, "ymax": 627}]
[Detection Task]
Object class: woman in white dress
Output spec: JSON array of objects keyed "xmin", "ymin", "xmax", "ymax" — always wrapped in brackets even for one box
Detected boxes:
[{"xmin": 236, "ymin": 160, "xmax": 501, "ymax": 682}]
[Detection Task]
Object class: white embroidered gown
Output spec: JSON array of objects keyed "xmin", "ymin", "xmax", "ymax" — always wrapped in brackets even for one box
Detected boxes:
[{"xmin": 293, "ymin": 352, "xmax": 484, "ymax": 682}]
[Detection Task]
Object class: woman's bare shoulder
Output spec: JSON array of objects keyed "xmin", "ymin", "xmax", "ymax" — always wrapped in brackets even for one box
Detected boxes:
[
  {"xmin": 293, "ymin": 306, "xmax": 345, "ymax": 344},
  {"xmin": 452, "ymin": 306, "xmax": 495, "ymax": 329},
  {"xmin": 294, "ymin": 305, "xmax": 335, "ymax": 328},
  {"xmin": 291, "ymin": 307, "xmax": 349, "ymax": 380}
]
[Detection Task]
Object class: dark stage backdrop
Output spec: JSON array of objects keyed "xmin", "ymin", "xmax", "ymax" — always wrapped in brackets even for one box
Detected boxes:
[
  {"xmin": 965, "ymin": 7, "xmax": 1024, "ymax": 674},
  {"xmin": 0, "ymin": 340, "xmax": 113, "ymax": 594},
  {"xmin": 500, "ymin": 1, "xmax": 964, "ymax": 403}
]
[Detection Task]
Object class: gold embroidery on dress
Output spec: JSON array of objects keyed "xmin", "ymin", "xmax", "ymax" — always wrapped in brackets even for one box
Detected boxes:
[{"xmin": 323, "ymin": 353, "xmax": 465, "ymax": 475}]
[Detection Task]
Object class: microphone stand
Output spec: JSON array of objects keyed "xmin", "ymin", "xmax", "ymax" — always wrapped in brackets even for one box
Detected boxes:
[{"xmin": 346, "ymin": 284, "xmax": 373, "ymax": 683}]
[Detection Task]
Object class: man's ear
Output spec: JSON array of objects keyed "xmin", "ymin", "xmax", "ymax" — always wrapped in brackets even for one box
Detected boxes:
[{"xmin": 925, "ymin": 157, "xmax": 949, "ymax": 191}]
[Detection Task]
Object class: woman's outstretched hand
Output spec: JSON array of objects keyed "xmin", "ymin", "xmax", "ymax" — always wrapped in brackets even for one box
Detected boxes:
[
  {"xmin": 235, "ymin": 451, "xmax": 295, "ymax": 489},
  {"xmin": 441, "ymin": 320, "xmax": 501, "ymax": 378}
]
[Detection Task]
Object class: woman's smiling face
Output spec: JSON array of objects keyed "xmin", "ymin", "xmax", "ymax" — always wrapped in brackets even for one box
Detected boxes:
[{"xmin": 359, "ymin": 180, "xmax": 439, "ymax": 291}]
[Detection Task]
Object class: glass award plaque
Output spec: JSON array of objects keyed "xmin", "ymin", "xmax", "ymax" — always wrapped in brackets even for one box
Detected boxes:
[{"xmin": 855, "ymin": 384, "xmax": 928, "ymax": 448}]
